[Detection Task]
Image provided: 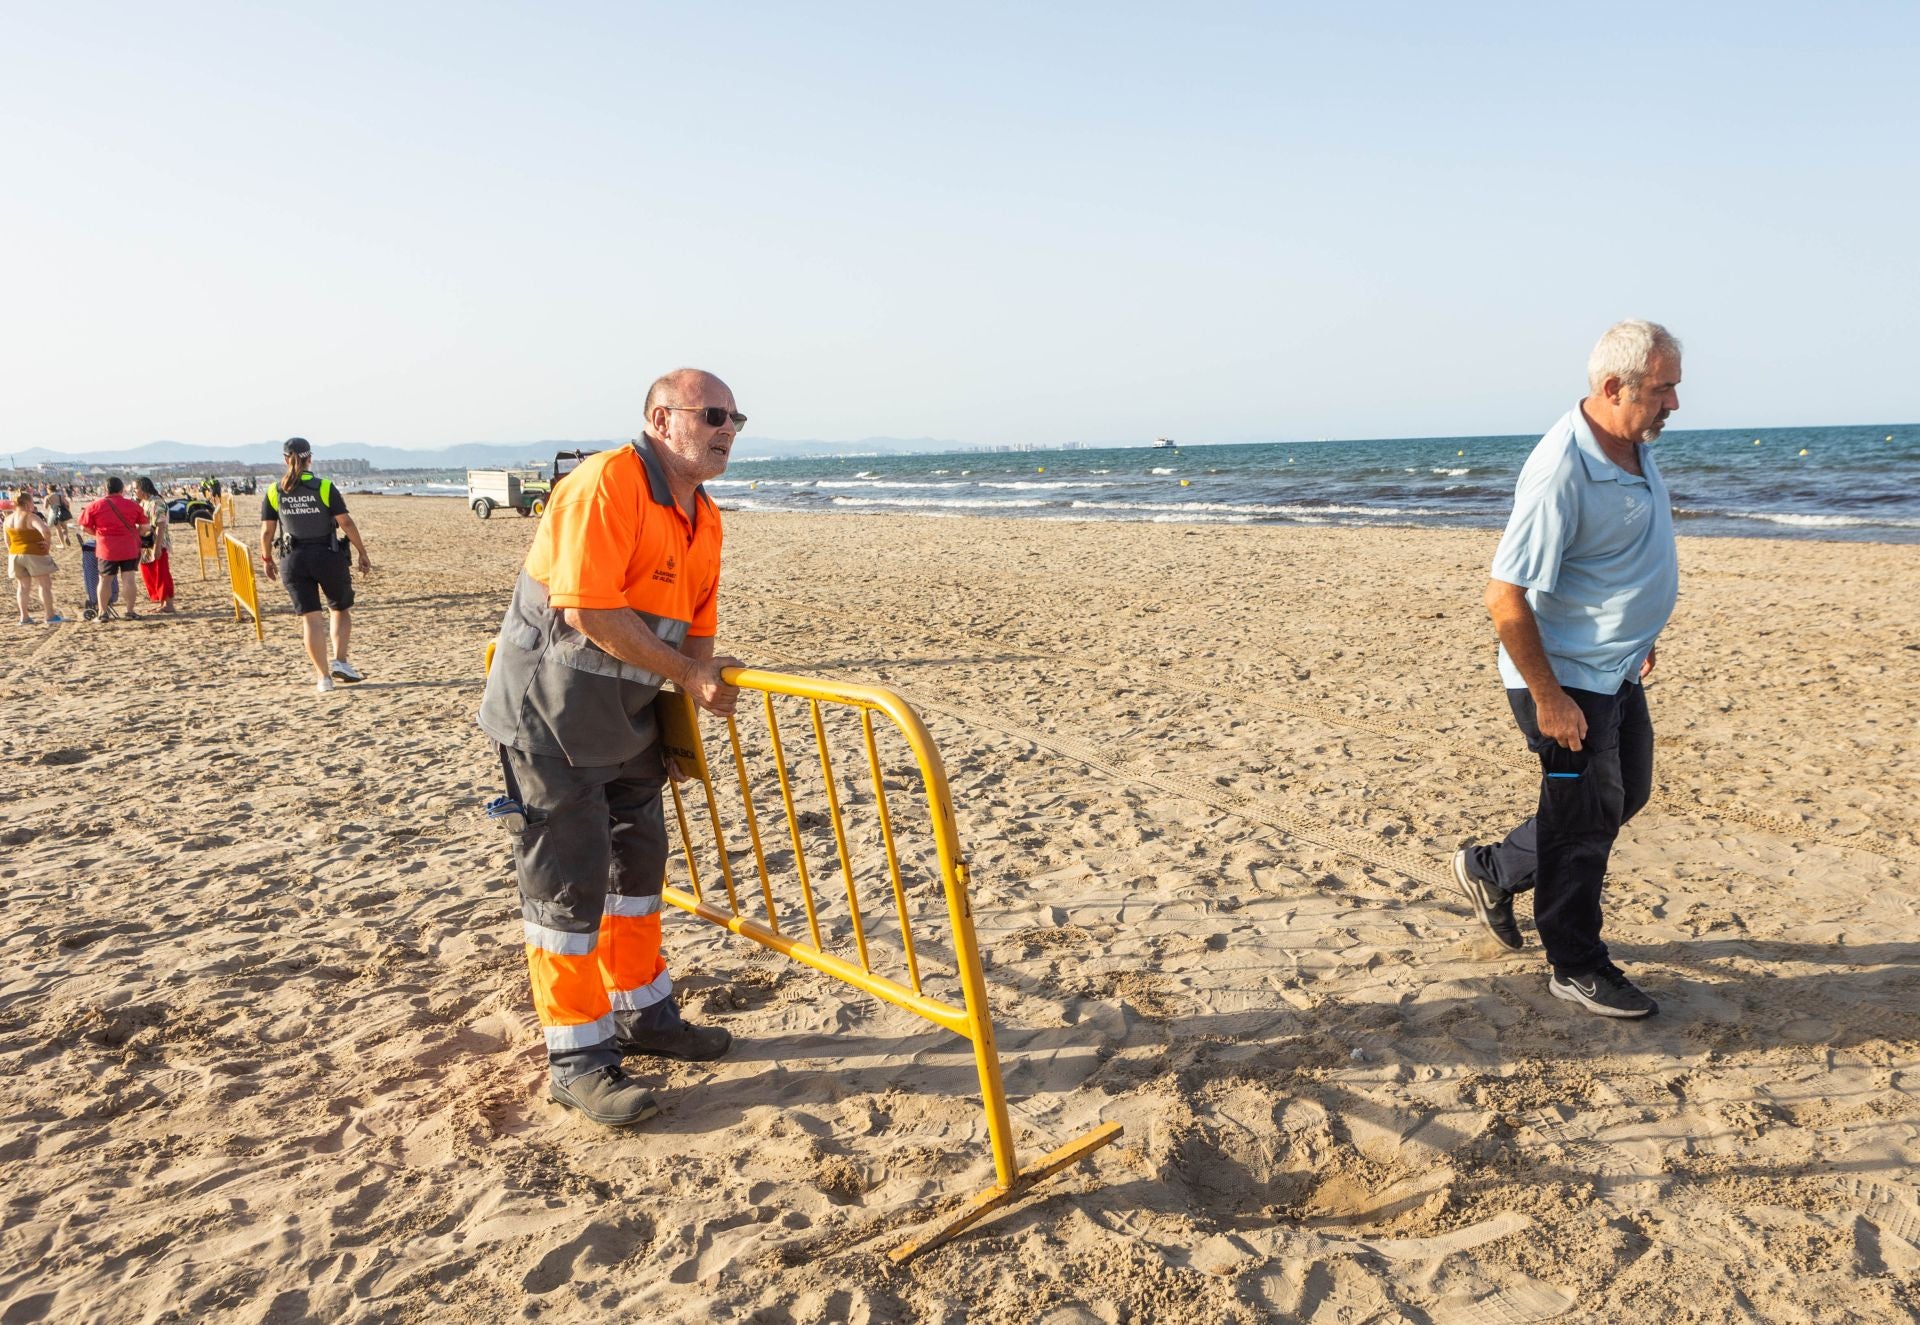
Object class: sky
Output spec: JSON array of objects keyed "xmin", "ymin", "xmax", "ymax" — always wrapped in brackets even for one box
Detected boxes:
[{"xmin": 4, "ymin": 1, "xmax": 1917, "ymax": 452}]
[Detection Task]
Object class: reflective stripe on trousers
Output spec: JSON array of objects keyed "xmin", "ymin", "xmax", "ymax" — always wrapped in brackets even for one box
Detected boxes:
[
  {"xmin": 524, "ymin": 905, "xmax": 672, "ymax": 1051},
  {"xmin": 500, "ymin": 739, "xmax": 673, "ymax": 1059}
]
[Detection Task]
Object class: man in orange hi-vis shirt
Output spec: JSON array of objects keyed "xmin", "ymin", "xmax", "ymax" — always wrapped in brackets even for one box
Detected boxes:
[{"xmin": 479, "ymin": 368, "xmax": 746, "ymax": 1127}]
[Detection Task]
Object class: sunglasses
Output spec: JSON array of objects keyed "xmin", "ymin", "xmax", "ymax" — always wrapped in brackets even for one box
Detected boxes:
[{"xmin": 665, "ymin": 405, "xmax": 747, "ymax": 431}]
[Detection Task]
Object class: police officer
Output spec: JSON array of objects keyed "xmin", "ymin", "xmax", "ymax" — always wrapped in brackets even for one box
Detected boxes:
[
  {"xmin": 479, "ymin": 367, "xmax": 745, "ymax": 1128},
  {"xmin": 260, "ymin": 437, "xmax": 374, "ymax": 694}
]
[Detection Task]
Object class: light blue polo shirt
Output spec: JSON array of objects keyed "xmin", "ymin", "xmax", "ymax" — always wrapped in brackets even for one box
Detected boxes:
[{"xmin": 1491, "ymin": 407, "xmax": 1678, "ymax": 694}]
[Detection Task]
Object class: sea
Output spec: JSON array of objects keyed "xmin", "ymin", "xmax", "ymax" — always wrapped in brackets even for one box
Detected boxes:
[{"xmin": 704, "ymin": 424, "xmax": 1920, "ymax": 543}]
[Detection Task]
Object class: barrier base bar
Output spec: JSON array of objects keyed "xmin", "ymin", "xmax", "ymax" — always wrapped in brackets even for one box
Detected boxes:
[{"xmin": 889, "ymin": 1121, "xmax": 1123, "ymax": 1263}]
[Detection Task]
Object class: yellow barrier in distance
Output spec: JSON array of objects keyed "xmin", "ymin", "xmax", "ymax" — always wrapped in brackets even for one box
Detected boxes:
[
  {"xmin": 194, "ymin": 517, "xmax": 220, "ymax": 580},
  {"xmin": 220, "ymin": 493, "xmax": 235, "ymax": 525},
  {"xmin": 656, "ymin": 669, "xmax": 1121, "ymax": 1262},
  {"xmin": 224, "ymin": 532, "xmax": 263, "ymax": 642}
]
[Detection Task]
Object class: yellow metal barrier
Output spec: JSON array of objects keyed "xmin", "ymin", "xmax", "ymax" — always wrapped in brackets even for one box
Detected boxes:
[
  {"xmin": 656, "ymin": 668, "xmax": 1121, "ymax": 1262},
  {"xmin": 220, "ymin": 493, "xmax": 235, "ymax": 525},
  {"xmin": 224, "ymin": 533, "xmax": 263, "ymax": 642},
  {"xmin": 194, "ymin": 517, "xmax": 221, "ymax": 580}
]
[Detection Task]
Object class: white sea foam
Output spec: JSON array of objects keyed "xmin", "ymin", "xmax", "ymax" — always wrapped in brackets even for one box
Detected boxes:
[
  {"xmin": 1714, "ymin": 510, "xmax": 1920, "ymax": 530},
  {"xmin": 1432, "ymin": 467, "xmax": 1470, "ymax": 476},
  {"xmin": 813, "ymin": 479, "xmax": 967, "ymax": 489},
  {"xmin": 715, "ymin": 498, "xmax": 833, "ymax": 514},
  {"xmin": 977, "ymin": 480, "xmax": 1118, "ymax": 490},
  {"xmin": 1068, "ymin": 499, "xmax": 1453, "ymax": 518},
  {"xmin": 1149, "ymin": 512, "xmax": 1258, "ymax": 523},
  {"xmin": 829, "ymin": 495, "xmax": 1050, "ymax": 509},
  {"xmin": 1150, "ymin": 467, "xmax": 1177, "ymax": 475}
]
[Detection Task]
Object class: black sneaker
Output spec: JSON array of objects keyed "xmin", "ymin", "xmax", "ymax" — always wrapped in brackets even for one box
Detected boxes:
[
  {"xmin": 549, "ymin": 1064, "xmax": 662, "ymax": 1126},
  {"xmin": 1453, "ymin": 848, "xmax": 1523, "ymax": 950},
  {"xmin": 1549, "ymin": 963, "xmax": 1659, "ymax": 1019},
  {"xmin": 616, "ymin": 1019, "xmax": 733, "ymax": 1062}
]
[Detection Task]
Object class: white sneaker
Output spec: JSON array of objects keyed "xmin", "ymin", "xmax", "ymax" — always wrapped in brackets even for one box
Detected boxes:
[
  {"xmin": 316, "ymin": 676, "xmax": 335, "ymax": 693},
  {"xmin": 330, "ymin": 659, "xmax": 365, "ymax": 684}
]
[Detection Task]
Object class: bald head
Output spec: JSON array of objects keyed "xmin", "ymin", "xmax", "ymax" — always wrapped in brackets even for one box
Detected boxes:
[
  {"xmin": 642, "ymin": 367, "xmax": 741, "ymax": 498},
  {"xmin": 644, "ymin": 368, "xmax": 730, "ymax": 417}
]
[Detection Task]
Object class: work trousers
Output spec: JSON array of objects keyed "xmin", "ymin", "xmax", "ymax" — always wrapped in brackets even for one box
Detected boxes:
[
  {"xmin": 1465, "ymin": 681, "xmax": 1654, "ymax": 979},
  {"xmin": 500, "ymin": 740, "xmax": 682, "ymax": 1082}
]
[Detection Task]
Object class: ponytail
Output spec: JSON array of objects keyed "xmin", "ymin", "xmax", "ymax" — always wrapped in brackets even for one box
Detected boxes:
[{"xmin": 281, "ymin": 455, "xmax": 305, "ymax": 496}]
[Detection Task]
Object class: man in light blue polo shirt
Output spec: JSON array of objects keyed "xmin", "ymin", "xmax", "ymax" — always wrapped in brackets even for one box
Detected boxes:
[{"xmin": 1453, "ymin": 320, "xmax": 1682, "ymax": 1019}]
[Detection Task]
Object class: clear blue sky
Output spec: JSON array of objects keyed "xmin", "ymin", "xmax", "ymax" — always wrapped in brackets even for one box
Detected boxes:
[{"xmin": 4, "ymin": 1, "xmax": 1916, "ymax": 451}]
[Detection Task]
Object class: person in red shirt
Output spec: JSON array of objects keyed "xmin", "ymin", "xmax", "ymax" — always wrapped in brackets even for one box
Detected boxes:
[
  {"xmin": 77, "ymin": 477, "xmax": 153, "ymax": 623},
  {"xmin": 479, "ymin": 368, "xmax": 747, "ymax": 1128}
]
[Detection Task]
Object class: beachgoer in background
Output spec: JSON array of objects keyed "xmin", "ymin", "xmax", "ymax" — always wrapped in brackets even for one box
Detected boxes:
[
  {"xmin": 77, "ymin": 477, "xmax": 151, "ymax": 623},
  {"xmin": 478, "ymin": 367, "xmax": 745, "ymax": 1128},
  {"xmin": 1453, "ymin": 320, "xmax": 1682, "ymax": 1019},
  {"xmin": 133, "ymin": 477, "xmax": 177, "ymax": 615},
  {"xmin": 6, "ymin": 493, "xmax": 63, "ymax": 625},
  {"xmin": 46, "ymin": 488, "xmax": 73, "ymax": 547},
  {"xmin": 259, "ymin": 437, "xmax": 374, "ymax": 693},
  {"xmin": 77, "ymin": 494, "xmax": 100, "ymax": 621}
]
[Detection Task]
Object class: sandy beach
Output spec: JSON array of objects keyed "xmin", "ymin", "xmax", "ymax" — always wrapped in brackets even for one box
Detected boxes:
[{"xmin": 4, "ymin": 495, "xmax": 1918, "ymax": 1323}]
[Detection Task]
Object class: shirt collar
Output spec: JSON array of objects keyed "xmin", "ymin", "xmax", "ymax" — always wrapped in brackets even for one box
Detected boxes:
[
  {"xmin": 1571, "ymin": 405, "xmax": 1648, "ymax": 487},
  {"xmin": 629, "ymin": 436, "xmax": 708, "ymax": 528}
]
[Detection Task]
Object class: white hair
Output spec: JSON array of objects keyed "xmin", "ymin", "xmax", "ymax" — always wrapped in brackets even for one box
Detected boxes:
[{"xmin": 1587, "ymin": 320, "xmax": 1682, "ymax": 394}]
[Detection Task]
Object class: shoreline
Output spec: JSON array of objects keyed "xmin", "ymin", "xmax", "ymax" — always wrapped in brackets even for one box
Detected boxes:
[{"xmin": 346, "ymin": 489, "xmax": 1920, "ymax": 545}]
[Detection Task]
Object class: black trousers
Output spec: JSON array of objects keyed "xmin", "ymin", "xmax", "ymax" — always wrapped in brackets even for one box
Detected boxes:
[{"xmin": 1466, "ymin": 681, "xmax": 1654, "ymax": 978}]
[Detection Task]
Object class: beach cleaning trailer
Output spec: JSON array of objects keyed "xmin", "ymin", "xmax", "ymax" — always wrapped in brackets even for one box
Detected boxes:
[{"xmin": 466, "ymin": 469, "xmax": 544, "ymax": 519}]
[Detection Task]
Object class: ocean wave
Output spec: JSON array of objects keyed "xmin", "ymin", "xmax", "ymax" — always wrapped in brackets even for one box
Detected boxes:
[
  {"xmin": 1068, "ymin": 499, "xmax": 1455, "ymax": 518},
  {"xmin": 828, "ymin": 495, "xmax": 1051, "ymax": 509},
  {"xmin": 812, "ymin": 479, "xmax": 968, "ymax": 489},
  {"xmin": 1432, "ymin": 467, "xmax": 1470, "ymax": 476},
  {"xmin": 714, "ymin": 498, "xmax": 834, "ymax": 514},
  {"xmin": 1682, "ymin": 509, "xmax": 1920, "ymax": 530},
  {"xmin": 1150, "ymin": 467, "xmax": 1177, "ymax": 475},
  {"xmin": 977, "ymin": 480, "xmax": 1118, "ymax": 490}
]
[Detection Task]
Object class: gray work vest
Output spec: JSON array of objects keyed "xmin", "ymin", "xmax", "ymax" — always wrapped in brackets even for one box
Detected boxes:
[{"xmin": 477, "ymin": 570, "xmax": 688, "ymax": 766}]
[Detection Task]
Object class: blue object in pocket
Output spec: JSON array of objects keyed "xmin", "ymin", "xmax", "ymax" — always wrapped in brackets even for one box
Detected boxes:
[{"xmin": 1546, "ymin": 772, "xmax": 1582, "ymax": 779}]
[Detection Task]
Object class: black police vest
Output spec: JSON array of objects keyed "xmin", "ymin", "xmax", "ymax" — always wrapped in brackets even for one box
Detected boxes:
[{"xmin": 269, "ymin": 476, "xmax": 339, "ymax": 546}]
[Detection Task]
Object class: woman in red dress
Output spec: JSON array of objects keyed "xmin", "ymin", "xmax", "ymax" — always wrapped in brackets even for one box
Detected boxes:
[{"xmin": 134, "ymin": 477, "xmax": 177, "ymax": 613}]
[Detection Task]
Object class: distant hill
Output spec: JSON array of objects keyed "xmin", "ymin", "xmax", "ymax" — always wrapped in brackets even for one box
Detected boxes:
[{"xmin": 8, "ymin": 435, "xmax": 971, "ymax": 469}]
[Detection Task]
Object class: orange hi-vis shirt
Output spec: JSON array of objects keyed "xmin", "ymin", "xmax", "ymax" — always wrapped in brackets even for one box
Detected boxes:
[
  {"xmin": 479, "ymin": 438, "xmax": 722, "ymax": 766},
  {"xmin": 525, "ymin": 441, "xmax": 721, "ymax": 634}
]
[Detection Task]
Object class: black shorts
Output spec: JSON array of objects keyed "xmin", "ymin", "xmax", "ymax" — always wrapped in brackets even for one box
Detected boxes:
[
  {"xmin": 282, "ymin": 544, "xmax": 354, "ymax": 615},
  {"xmin": 100, "ymin": 557, "xmax": 141, "ymax": 574}
]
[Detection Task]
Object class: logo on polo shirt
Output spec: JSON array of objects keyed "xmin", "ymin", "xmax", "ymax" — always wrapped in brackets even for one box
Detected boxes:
[{"xmin": 651, "ymin": 553, "xmax": 678, "ymax": 586}]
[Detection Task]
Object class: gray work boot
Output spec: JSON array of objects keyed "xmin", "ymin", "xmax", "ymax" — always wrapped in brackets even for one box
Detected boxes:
[{"xmin": 549, "ymin": 1064, "xmax": 662, "ymax": 1126}]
